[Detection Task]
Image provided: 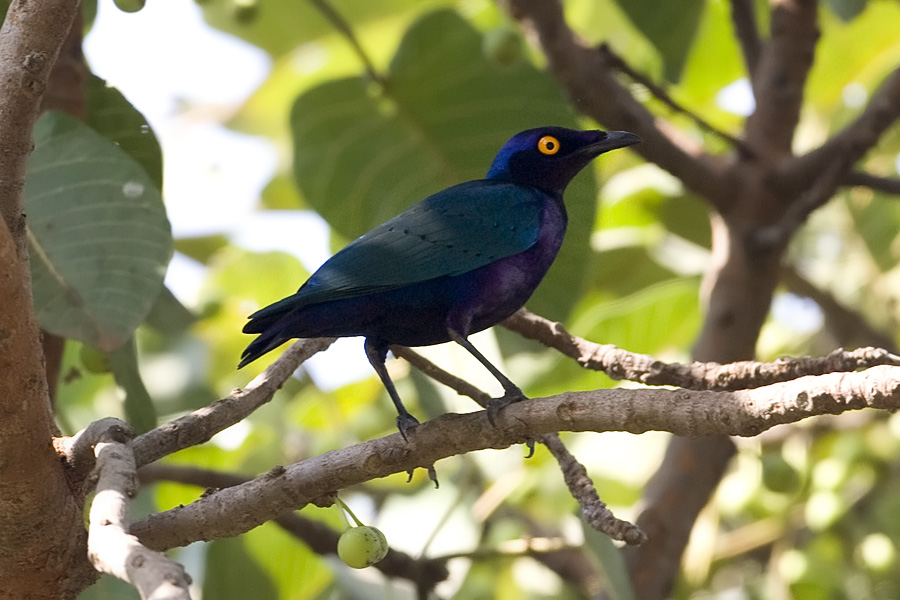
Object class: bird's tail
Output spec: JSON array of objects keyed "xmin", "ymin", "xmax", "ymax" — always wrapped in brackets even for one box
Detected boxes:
[
  {"xmin": 238, "ymin": 295, "xmax": 300, "ymax": 368},
  {"xmin": 238, "ymin": 328, "xmax": 291, "ymax": 369}
]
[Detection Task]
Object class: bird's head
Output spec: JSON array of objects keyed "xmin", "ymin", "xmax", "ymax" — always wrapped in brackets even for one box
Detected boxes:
[{"xmin": 486, "ymin": 127, "xmax": 641, "ymax": 194}]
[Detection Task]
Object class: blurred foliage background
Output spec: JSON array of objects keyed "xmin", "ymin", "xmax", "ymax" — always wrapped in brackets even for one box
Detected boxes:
[{"xmin": 37, "ymin": 0, "xmax": 900, "ymax": 598}]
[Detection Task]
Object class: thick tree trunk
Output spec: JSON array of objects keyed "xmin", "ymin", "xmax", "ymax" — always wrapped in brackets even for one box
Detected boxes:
[{"xmin": 0, "ymin": 3, "xmax": 94, "ymax": 598}]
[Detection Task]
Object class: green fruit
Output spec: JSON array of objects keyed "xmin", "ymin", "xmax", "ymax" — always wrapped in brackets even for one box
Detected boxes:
[
  {"xmin": 337, "ymin": 525, "xmax": 388, "ymax": 569},
  {"xmin": 80, "ymin": 345, "xmax": 111, "ymax": 374},
  {"xmin": 113, "ymin": 0, "xmax": 146, "ymax": 13},
  {"xmin": 482, "ymin": 27, "xmax": 524, "ymax": 67},
  {"xmin": 232, "ymin": 0, "xmax": 259, "ymax": 24}
]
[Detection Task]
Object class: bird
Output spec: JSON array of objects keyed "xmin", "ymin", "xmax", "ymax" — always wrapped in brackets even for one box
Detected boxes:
[{"xmin": 239, "ymin": 126, "xmax": 640, "ymax": 439}]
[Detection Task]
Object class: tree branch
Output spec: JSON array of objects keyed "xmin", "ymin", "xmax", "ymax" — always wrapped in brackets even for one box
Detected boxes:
[
  {"xmin": 597, "ymin": 43, "xmax": 748, "ymax": 153},
  {"xmin": 502, "ymin": 309, "xmax": 900, "ymax": 390},
  {"xmin": 392, "ymin": 345, "xmax": 641, "ymax": 543},
  {"xmin": 131, "ymin": 365, "xmax": 900, "ymax": 551},
  {"xmin": 87, "ymin": 421, "xmax": 192, "ymax": 600},
  {"xmin": 729, "ymin": 0, "xmax": 762, "ymax": 77},
  {"xmin": 503, "ymin": 0, "xmax": 730, "ymax": 207},
  {"xmin": 781, "ymin": 264, "xmax": 897, "ymax": 352},
  {"xmin": 844, "ymin": 171, "xmax": 900, "ymax": 196},
  {"xmin": 138, "ymin": 464, "xmax": 451, "ymax": 594},
  {"xmin": 308, "ymin": 0, "xmax": 383, "ymax": 86},
  {"xmin": 743, "ymin": 0, "xmax": 819, "ymax": 156},
  {"xmin": 782, "ymin": 66, "xmax": 900, "ymax": 195},
  {"xmin": 129, "ymin": 337, "xmax": 334, "ymax": 467}
]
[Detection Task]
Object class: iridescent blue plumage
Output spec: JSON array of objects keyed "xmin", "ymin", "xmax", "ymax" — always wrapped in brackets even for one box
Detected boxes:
[{"xmin": 240, "ymin": 127, "xmax": 640, "ymax": 437}]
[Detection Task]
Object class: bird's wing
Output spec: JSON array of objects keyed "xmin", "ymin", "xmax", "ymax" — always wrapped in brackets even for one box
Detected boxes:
[{"xmin": 255, "ymin": 181, "xmax": 546, "ymax": 315}]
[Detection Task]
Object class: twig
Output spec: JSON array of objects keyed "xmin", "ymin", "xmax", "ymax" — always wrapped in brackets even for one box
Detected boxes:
[
  {"xmin": 131, "ymin": 337, "xmax": 334, "ymax": 467},
  {"xmin": 751, "ymin": 155, "xmax": 848, "ymax": 250},
  {"xmin": 86, "ymin": 420, "xmax": 192, "ymax": 599},
  {"xmin": 391, "ymin": 346, "xmax": 640, "ymax": 542},
  {"xmin": 783, "ymin": 66, "xmax": 900, "ymax": 194},
  {"xmin": 131, "ymin": 365, "xmax": 900, "ymax": 552},
  {"xmin": 504, "ymin": 0, "xmax": 730, "ymax": 207},
  {"xmin": 598, "ymin": 43, "xmax": 748, "ymax": 153},
  {"xmin": 540, "ymin": 433, "xmax": 646, "ymax": 545},
  {"xmin": 138, "ymin": 464, "xmax": 450, "ymax": 593},
  {"xmin": 502, "ymin": 308, "xmax": 900, "ymax": 390},
  {"xmin": 59, "ymin": 417, "xmax": 135, "ymax": 491},
  {"xmin": 844, "ymin": 171, "xmax": 900, "ymax": 196},
  {"xmin": 781, "ymin": 264, "xmax": 897, "ymax": 352},
  {"xmin": 390, "ymin": 345, "xmax": 491, "ymax": 407},
  {"xmin": 729, "ymin": 0, "xmax": 761, "ymax": 77},
  {"xmin": 308, "ymin": 0, "xmax": 383, "ymax": 85}
]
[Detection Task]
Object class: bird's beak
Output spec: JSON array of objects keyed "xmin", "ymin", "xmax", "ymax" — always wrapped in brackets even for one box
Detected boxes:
[{"xmin": 590, "ymin": 130, "xmax": 642, "ymax": 154}]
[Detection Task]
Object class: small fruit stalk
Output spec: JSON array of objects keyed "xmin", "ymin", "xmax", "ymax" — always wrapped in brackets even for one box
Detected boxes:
[{"xmin": 336, "ymin": 498, "xmax": 389, "ymax": 569}]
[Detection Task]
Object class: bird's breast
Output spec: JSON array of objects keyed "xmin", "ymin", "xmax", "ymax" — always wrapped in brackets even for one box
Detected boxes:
[{"xmin": 450, "ymin": 197, "xmax": 567, "ymax": 334}]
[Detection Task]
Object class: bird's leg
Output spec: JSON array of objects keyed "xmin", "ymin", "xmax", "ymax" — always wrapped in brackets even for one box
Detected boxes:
[
  {"xmin": 447, "ymin": 329, "xmax": 526, "ymax": 425},
  {"xmin": 364, "ymin": 339, "xmax": 420, "ymax": 441}
]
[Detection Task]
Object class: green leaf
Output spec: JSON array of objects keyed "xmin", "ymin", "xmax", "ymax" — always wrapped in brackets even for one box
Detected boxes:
[
  {"xmin": 291, "ymin": 9, "xmax": 597, "ymax": 319},
  {"xmin": 174, "ymin": 234, "xmax": 230, "ymax": 264},
  {"xmin": 85, "ymin": 74, "xmax": 163, "ymax": 190},
  {"xmin": 582, "ymin": 519, "xmax": 636, "ymax": 600},
  {"xmin": 612, "ymin": 0, "xmax": 705, "ymax": 81},
  {"xmin": 844, "ymin": 192, "xmax": 900, "ymax": 272},
  {"xmin": 108, "ymin": 338, "xmax": 157, "ymax": 433},
  {"xmin": 77, "ymin": 574, "xmax": 140, "ymax": 600},
  {"xmin": 200, "ymin": 0, "xmax": 429, "ymax": 57},
  {"xmin": 203, "ymin": 536, "xmax": 279, "ymax": 600},
  {"xmin": 572, "ymin": 278, "xmax": 702, "ymax": 355},
  {"xmin": 144, "ymin": 286, "xmax": 196, "ymax": 336},
  {"xmin": 26, "ymin": 111, "xmax": 172, "ymax": 351},
  {"xmin": 242, "ymin": 520, "xmax": 333, "ymax": 599}
]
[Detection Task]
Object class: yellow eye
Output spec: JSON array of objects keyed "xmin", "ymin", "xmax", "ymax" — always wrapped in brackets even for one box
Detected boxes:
[{"xmin": 537, "ymin": 135, "xmax": 560, "ymax": 155}]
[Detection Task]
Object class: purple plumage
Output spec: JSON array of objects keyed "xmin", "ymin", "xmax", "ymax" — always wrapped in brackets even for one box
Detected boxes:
[{"xmin": 240, "ymin": 127, "xmax": 640, "ymax": 438}]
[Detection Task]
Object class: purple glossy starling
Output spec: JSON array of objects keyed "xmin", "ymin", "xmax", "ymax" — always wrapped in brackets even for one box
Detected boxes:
[{"xmin": 240, "ymin": 127, "xmax": 640, "ymax": 438}]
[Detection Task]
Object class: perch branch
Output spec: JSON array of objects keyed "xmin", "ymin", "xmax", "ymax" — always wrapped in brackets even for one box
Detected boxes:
[
  {"xmin": 131, "ymin": 365, "xmax": 900, "ymax": 551},
  {"xmin": 130, "ymin": 337, "xmax": 334, "ymax": 467},
  {"xmin": 392, "ymin": 346, "xmax": 640, "ymax": 543}
]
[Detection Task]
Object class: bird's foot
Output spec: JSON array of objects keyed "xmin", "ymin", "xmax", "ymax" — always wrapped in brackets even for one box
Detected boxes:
[
  {"xmin": 486, "ymin": 389, "xmax": 535, "ymax": 458},
  {"xmin": 396, "ymin": 412, "xmax": 421, "ymax": 442},
  {"xmin": 486, "ymin": 387, "xmax": 526, "ymax": 426},
  {"xmin": 406, "ymin": 464, "xmax": 440, "ymax": 488}
]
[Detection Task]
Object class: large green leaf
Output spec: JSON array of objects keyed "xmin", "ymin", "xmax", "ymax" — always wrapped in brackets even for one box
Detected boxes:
[
  {"xmin": 85, "ymin": 74, "xmax": 163, "ymax": 190},
  {"xmin": 201, "ymin": 0, "xmax": 431, "ymax": 57},
  {"xmin": 26, "ymin": 111, "xmax": 172, "ymax": 351},
  {"xmin": 291, "ymin": 9, "xmax": 598, "ymax": 319},
  {"xmin": 203, "ymin": 537, "xmax": 279, "ymax": 600},
  {"xmin": 612, "ymin": 0, "xmax": 705, "ymax": 81},
  {"xmin": 582, "ymin": 519, "xmax": 636, "ymax": 600}
]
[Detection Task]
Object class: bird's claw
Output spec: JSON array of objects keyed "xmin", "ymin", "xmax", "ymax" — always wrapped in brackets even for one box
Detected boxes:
[
  {"xmin": 524, "ymin": 439, "xmax": 535, "ymax": 458},
  {"xmin": 486, "ymin": 388, "xmax": 526, "ymax": 426},
  {"xmin": 396, "ymin": 413, "xmax": 421, "ymax": 442}
]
